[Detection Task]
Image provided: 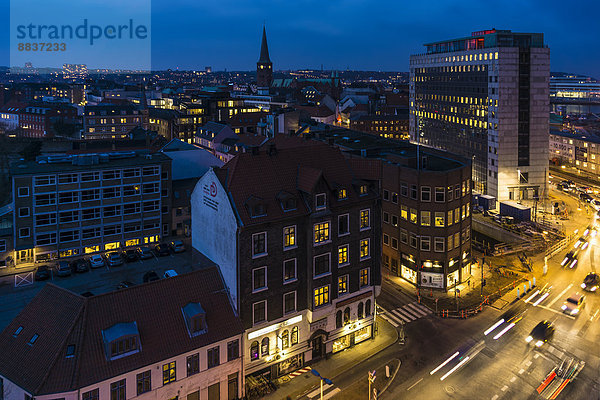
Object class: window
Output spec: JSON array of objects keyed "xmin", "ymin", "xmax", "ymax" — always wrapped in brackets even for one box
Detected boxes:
[
  {"xmin": 35, "ymin": 193, "xmax": 56, "ymax": 206},
  {"xmin": 0, "ymin": 239, "xmax": 6, "ymax": 252},
  {"xmin": 410, "ymin": 233, "xmax": 418, "ymax": 248},
  {"xmin": 360, "ymin": 239, "xmax": 370, "ymax": 259},
  {"xmin": 338, "ymin": 188, "xmax": 347, "ymax": 200},
  {"xmin": 410, "ymin": 208, "xmax": 417, "ymax": 224},
  {"xmin": 400, "ymin": 183, "xmax": 408, "ymax": 197},
  {"xmin": 410, "ymin": 185, "xmax": 417, "ymax": 200},
  {"xmin": 421, "ymin": 236, "xmax": 431, "ymax": 251},
  {"xmin": 447, "ymin": 210, "xmax": 453, "ymax": 226},
  {"xmin": 250, "ymin": 341, "xmax": 259, "ymax": 361},
  {"xmin": 284, "ymin": 291, "xmax": 296, "ymax": 314},
  {"xmin": 142, "ymin": 182, "xmax": 159, "ymax": 194},
  {"xmin": 81, "ymin": 189, "xmax": 100, "ymax": 201},
  {"xmin": 314, "ymin": 222, "xmax": 330, "ymax": 244},
  {"xmin": 207, "ymin": 346, "xmax": 220, "ymax": 369},
  {"xmin": 142, "ymin": 166, "xmax": 159, "ymax": 176},
  {"xmin": 252, "ymin": 266, "xmax": 267, "ymax": 292},
  {"xmin": 314, "ymin": 253, "xmax": 330, "ymax": 277},
  {"xmin": 18, "ymin": 207, "xmax": 30, "ymax": 218},
  {"xmin": 448, "ymin": 235, "xmax": 454, "ymax": 250},
  {"xmin": 358, "ymin": 302, "xmax": 364, "ymax": 319},
  {"xmin": 314, "ymin": 285, "xmax": 329, "ymax": 308},
  {"xmin": 58, "ymin": 191, "xmax": 78, "ymax": 204},
  {"xmin": 455, "ymin": 185, "xmax": 460, "ymax": 199},
  {"xmin": 338, "ymin": 245, "xmax": 349, "ymax": 266},
  {"xmin": 435, "ymin": 212, "xmax": 445, "ymax": 227},
  {"xmin": 454, "ymin": 233, "xmax": 460, "ymax": 249},
  {"xmin": 186, "ymin": 353, "xmax": 200, "ymax": 376},
  {"xmin": 143, "ymin": 200, "xmax": 160, "ymax": 212},
  {"xmin": 82, "ymin": 227, "xmax": 101, "ymax": 239},
  {"xmin": 359, "ymin": 184, "xmax": 368, "ymax": 195},
  {"xmin": 103, "ymin": 225, "xmax": 121, "ymax": 236},
  {"xmin": 252, "ymin": 232, "xmax": 267, "ymax": 257},
  {"xmin": 110, "ymin": 379, "xmax": 126, "ymax": 400},
  {"xmin": 421, "ymin": 186, "xmax": 431, "ymax": 202},
  {"xmin": 435, "ymin": 187, "xmax": 445, "ymax": 202},
  {"xmin": 421, "ymin": 211, "xmax": 431, "ymax": 226},
  {"xmin": 103, "ymin": 170, "xmax": 121, "ymax": 180},
  {"xmin": 400, "ymin": 205, "xmax": 408, "ymax": 220},
  {"xmin": 58, "ymin": 173, "xmax": 78, "ymax": 184},
  {"xmin": 103, "ymin": 187, "xmax": 120, "ymax": 199},
  {"xmin": 137, "ymin": 370, "xmax": 151, "ymax": 395},
  {"xmin": 36, "ymin": 232, "xmax": 57, "ymax": 246},
  {"xmin": 291, "ymin": 326, "xmax": 299, "ymax": 345},
  {"xmin": 283, "ymin": 226, "xmax": 296, "ymax": 248},
  {"xmin": 392, "ymin": 192, "xmax": 398, "ymax": 203},
  {"xmin": 82, "ymin": 389, "xmax": 99, "ymax": 400},
  {"xmin": 81, "ymin": 172, "xmax": 100, "ymax": 182},
  {"xmin": 253, "ymin": 301, "xmax": 266, "ymax": 325},
  {"xmin": 338, "ymin": 275, "xmax": 348, "ymax": 296},
  {"xmin": 383, "ymin": 233, "xmax": 389, "ymax": 246},
  {"xmin": 447, "ymin": 186, "xmax": 453, "ymax": 201},
  {"xmin": 383, "ymin": 211, "xmax": 389, "ymax": 224},
  {"xmin": 391, "ymin": 237, "xmax": 398, "ymax": 250},
  {"xmin": 338, "ymin": 214, "xmax": 349, "ymax": 236},
  {"xmin": 400, "ymin": 229, "xmax": 408, "ymax": 244},
  {"xmin": 34, "ymin": 175, "xmax": 56, "ymax": 186},
  {"xmin": 283, "ymin": 259, "xmax": 297, "ymax": 283},
  {"xmin": 343, "ymin": 307, "xmax": 351, "ymax": 324},
  {"xmin": 123, "ymin": 203, "xmax": 141, "ymax": 215},
  {"xmin": 315, "ymin": 193, "xmax": 326, "ymax": 210},
  {"xmin": 391, "ymin": 215, "xmax": 398, "ymax": 227},
  {"xmin": 261, "ymin": 337, "xmax": 270, "ymax": 356},
  {"xmin": 104, "ymin": 206, "xmax": 121, "ymax": 217},
  {"xmin": 18, "ymin": 187, "xmax": 29, "ymax": 197},
  {"xmin": 123, "ymin": 168, "xmax": 140, "ymax": 178},
  {"xmin": 383, "ymin": 189, "xmax": 390, "ymax": 201},
  {"xmin": 19, "ymin": 227, "xmax": 30, "ymax": 238},
  {"xmin": 454, "ymin": 208, "xmax": 460, "ymax": 224},
  {"xmin": 163, "ymin": 361, "xmax": 176, "ymax": 384},
  {"xmin": 360, "ymin": 268, "xmax": 370, "ymax": 287},
  {"xmin": 123, "ymin": 185, "xmax": 140, "ymax": 196},
  {"xmin": 227, "ymin": 339, "xmax": 239, "ymax": 361},
  {"xmin": 434, "ymin": 237, "xmax": 445, "ymax": 252},
  {"xmin": 360, "ymin": 209, "xmax": 370, "ymax": 230}
]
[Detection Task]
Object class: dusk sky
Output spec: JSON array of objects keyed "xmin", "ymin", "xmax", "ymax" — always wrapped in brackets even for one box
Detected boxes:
[{"xmin": 2, "ymin": 0, "xmax": 599, "ymax": 77}]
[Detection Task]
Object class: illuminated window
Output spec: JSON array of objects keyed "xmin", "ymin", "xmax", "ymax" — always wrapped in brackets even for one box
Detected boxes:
[
  {"xmin": 359, "ymin": 268, "xmax": 370, "ymax": 287},
  {"xmin": 421, "ymin": 211, "xmax": 431, "ymax": 226},
  {"xmin": 283, "ymin": 226, "xmax": 296, "ymax": 248},
  {"xmin": 291, "ymin": 327, "xmax": 299, "ymax": 345},
  {"xmin": 314, "ymin": 222, "xmax": 330, "ymax": 244},
  {"xmin": 435, "ymin": 212, "xmax": 445, "ymax": 227},
  {"xmin": 359, "ymin": 185, "xmax": 368, "ymax": 195},
  {"xmin": 401, "ymin": 205, "xmax": 408, "ymax": 220},
  {"xmin": 410, "ymin": 208, "xmax": 417, "ymax": 224},
  {"xmin": 162, "ymin": 361, "xmax": 176, "ymax": 385},
  {"xmin": 338, "ymin": 275, "xmax": 348, "ymax": 295},
  {"xmin": 360, "ymin": 239, "xmax": 370, "ymax": 259},
  {"xmin": 338, "ymin": 188, "xmax": 347, "ymax": 200},
  {"xmin": 250, "ymin": 341, "xmax": 259, "ymax": 360},
  {"xmin": 314, "ymin": 285, "xmax": 329, "ymax": 308},
  {"xmin": 338, "ymin": 245, "xmax": 349, "ymax": 266},
  {"xmin": 360, "ymin": 209, "xmax": 370, "ymax": 230}
]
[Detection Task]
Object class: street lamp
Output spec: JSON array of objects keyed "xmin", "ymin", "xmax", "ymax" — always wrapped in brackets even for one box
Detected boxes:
[{"xmin": 310, "ymin": 369, "xmax": 333, "ymax": 400}]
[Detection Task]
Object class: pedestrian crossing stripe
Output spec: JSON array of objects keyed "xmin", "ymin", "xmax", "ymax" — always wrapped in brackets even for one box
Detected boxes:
[
  {"xmin": 379, "ymin": 302, "xmax": 432, "ymax": 326},
  {"xmin": 307, "ymin": 383, "xmax": 333, "ymax": 399}
]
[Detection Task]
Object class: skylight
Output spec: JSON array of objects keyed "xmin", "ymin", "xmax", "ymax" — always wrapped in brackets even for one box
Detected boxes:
[
  {"xmin": 28, "ymin": 334, "xmax": 39, "ymax": 346},
  {"xmin": 13, "ymin": 326, "xmax": 23, "ymax": 337}
]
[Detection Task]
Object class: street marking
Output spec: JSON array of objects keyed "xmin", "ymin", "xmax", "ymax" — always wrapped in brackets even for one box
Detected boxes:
[
  {"xmin": 526, "ymin": 360, "xmax": 532, "ymax": 367},
  {"xmin": 491, "ymin": 395, "xmax": 499, "ymax": 400},
  {"xmin": 379, "ymin": 314, "xmax": 399, "ymax": 328},
  {"xmin": 412, "ymin": 302, "xmax": 433, "ymax": 314},
  {"xmin": 534, "ymin": 353, "xmax": 540, "ymax": 359},
  {"xmin": 524, "ymin": 290, "xmax": 541, "ymax": 303},
  {"xmin": 405, "ymin": 302, "xmax": 428, "ymax": 316},
  {"xmin": 532, "ymin": 292, "xmax": 550, "ymax": 306},
  {"xmin": 14, "ymin": 272, "xmax": 34, "ymax": 288},
  {"xmin": 510, "ymin": 376, "xmax": 517, "ymax": 383},
  {"xmin": 501, "ymin": 385, "xmax": 508, "ymax": 391},
  {"xmin": 547, "ymin": 283, "xmax": 573, "ymax": 308},
  {"xmin": 307, "ymin": 383, "xmax": 333, "ymax": 398},
  {"xmin": 323, "ymin": 388, "xmax": 340, "ymax": 399},
  {"xmin": 535, "ymin": 304, "xmax": 576, "ymax": 319},
  {"xmin": 407, "ymin": 378, "xmax": 423, "ymax": 391},
  {"xmin": 519, "ymin": 369, "xmax": 525, "ymax": 374},
  {"xmin": 392, "ymin": 308, "xmax": 416, "ymax": 322}
]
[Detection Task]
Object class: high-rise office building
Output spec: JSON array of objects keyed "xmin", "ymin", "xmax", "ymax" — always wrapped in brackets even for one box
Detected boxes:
[{"xmin": 410, "ymin": 29, "xmax": 549, "ymax": 202}]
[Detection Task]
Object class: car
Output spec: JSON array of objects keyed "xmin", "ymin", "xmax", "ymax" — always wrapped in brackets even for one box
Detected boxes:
[
  {"xmin": 561, "ymin": 293, "xmax": 585, "ymax": 315},
  {"xmin": 106, "ymin": 252, "xmax": 123, "ymax": 267},
  {"xmin": 561, "ymin": 250, "xmax": 579, "ymax": 268},
  {"xmin": 579, "ymin": 186, "xmax": 593, "ymax": 194},
  {"xmin": 123, "ymin": 249, "xmax": 138, "ymax": 262},
  {"xmin": 154, "ymin": 243, "xmax": 170, "ymax": 257},
  {"xmin": 525, "ymin": 320, "xmax": 555, "ymax": 347},
  {"xmin": 591, "ymin": 199, "xmax": 600, "ymax": 211},
  {"xmin": 579, "ymin": 193, "xmax": 593, "ymax": 203},
  {"xmin": 89, "ymin": 254, "xmax": 105, "ymax": 268},
  {"xmin": 575, "ymin": 236, "xmax": 589, "ymax": 250},
  {"xmin": 163, "ymin": 269, "xmax": 178, "ymax": 278},
  {"xmin": 136, "ymin": 246, "xmax": 153, "ymax": 260},
  {"xmin": 143, "ymin": 270, "xmax": 160, "ymax": 283},
  {"xmin": 581, "ymin": 272, "xmax": 600, "ymax": 292},
  {"xmin": 169, "ymin": 240, "xmax": 185, "ymax": 253},
  {"xmin": 55, "ymin": 261, "xmax": 72, "ymax": 277},
  {"xmin": 34, "ymin": 265, "xmax": 51, "ymax": 281},
  {"xmin": 116, "ymin": 281, "xmax": 135, "ymax": 290},
  {"xmin": 71, "ymin": 259, "xmax": 89, "ymax": 273}
]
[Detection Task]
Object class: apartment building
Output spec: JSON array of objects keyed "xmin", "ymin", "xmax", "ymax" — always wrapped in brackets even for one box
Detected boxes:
[
  {"xmin": 83, "ymin": 104, "xmax": 148, "ymax": 139},
  {"xmin": 191, "ymin": 137, "xmax": 380, "ymax": 382},
  {"xmin": 0, "ymin": 266, "xmax": 244, "ymax": 400},
  {"xmin": 9, "ymin": 151, "xmax": 171, "ymax": 265},
  {"xmin": 550, "ymin": 130, "xmax": 600, "ymax": 174}
]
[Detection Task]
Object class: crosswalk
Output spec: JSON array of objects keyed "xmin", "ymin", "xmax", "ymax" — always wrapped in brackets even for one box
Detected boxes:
[
  {"xmin": 306, "ymin": 383, "xmax": 341, "ymax": 399},
  {"xmin": 378, "ymin": 301, "xmax": 432, "ymax": 327}
]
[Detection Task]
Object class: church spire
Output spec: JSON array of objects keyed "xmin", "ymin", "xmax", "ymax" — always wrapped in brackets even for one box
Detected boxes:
[{"xmin": 258, "ymin": 25, "xmax": 271, "ymax": 63}]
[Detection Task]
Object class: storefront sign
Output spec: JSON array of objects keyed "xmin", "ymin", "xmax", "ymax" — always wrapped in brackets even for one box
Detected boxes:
[
  {"xmin": 248, "ymin": 315, "xmax": 302, "ymax": 340},
  {"xmin": 420, "ymin": 271, "xmax": 444, "ymax": 288}
]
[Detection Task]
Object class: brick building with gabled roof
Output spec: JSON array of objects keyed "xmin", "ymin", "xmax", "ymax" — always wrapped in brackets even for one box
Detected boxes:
[
  {"xmin": 0, "ymin": 266, "xmax": 244, "ymax": 400},
  {"xmin": 191, "ymin": 136, "xmax": 381, "ymax": 382}
]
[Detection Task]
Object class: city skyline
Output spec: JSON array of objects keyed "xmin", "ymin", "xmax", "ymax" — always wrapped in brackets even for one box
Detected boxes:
[{"xmin": 0, "ymin": 0, "xmax": 599, "ymax": 77}]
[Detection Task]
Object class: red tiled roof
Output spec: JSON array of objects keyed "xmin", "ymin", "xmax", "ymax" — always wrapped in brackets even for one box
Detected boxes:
[
  {"xmin": 224, "ymin": 112, "xmax": 268, "ymax": 127},
  {"xmin": 0, "ymin": 266, "xmax": 243, "ymax": 395},
  {"xmin": 219, "ymin": 135, "xmax": 377, "ymax": 226}
]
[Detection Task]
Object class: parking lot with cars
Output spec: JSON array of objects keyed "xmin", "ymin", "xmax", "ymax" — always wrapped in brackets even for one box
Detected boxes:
[{"xmin": 0, "ymin": 241, "xmax": 213, "ymax": 330}]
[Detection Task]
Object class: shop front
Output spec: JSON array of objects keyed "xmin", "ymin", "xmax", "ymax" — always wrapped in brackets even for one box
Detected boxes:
[
  {"xmin": 332, "ymin": 322, "xmax": 373, "ymax": 354},
  {"xmin": 275, "ymin": 353, "xmax": 304, "ymax": 377}
]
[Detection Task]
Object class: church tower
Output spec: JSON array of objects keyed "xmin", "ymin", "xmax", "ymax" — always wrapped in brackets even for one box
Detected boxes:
[{"xmin": 256, "ymin": 25, "xmax": 272, "ymax": 95}]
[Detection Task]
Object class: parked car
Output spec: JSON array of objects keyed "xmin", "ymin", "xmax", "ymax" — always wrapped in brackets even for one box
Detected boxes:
[
  {"xmin": 143, "ymin": 270, "xmax": 160, "ymax": 283},
  {"xmin": 106, "ymin": 252, "xmax": 123, "ymax": 267},
  {"xmin": 34, "ymin": 265, "xmax": 51, "ymax": 281},
  {"xmin": 71, "ymin": 259, "xmax": 89, "ymax": 273},
  {"xmin": 154, "ymin": 243, "xmax": 170, "ymax": 257},
  {"xmin": 89, "ymin": 254, "xmax": 105, "ymax": 269},
  {"xmin": 561, "ymin": 250, "xmax": 578, "ymax": 268},
  {"xmin": 123, "ymin": 249, "xmax": 138, "ymax": 262},
  {"xmin": 579, "ymin": 193, "xmax": 593, "ymax": 203},
  {"xmin": 561, "ymin": 293, "xmax": 585, "ymax": 315},
  {"xmin": 579, "ymin": 186, "xmax": 593, "ymax": 194},
  {"xmin": 581, "ymin": 272, "xmax": 600, "ymax": 292},
  {"xmin": 591, "ymin": 199, "xmax": 600, "ymax": 211},
  {"xmin": 163, "ymin": 269, "xmax": 178, "ymax": 278},
  {"xmin": 136, "ymin": 246, "xmax": 153, "ymax": 260},
  {"xmin": 525, "ymin": 321, "xmax": 555, "ymax": 347},
  {"xmin": 116, "ymin": 281, "xmax": 135, "ymax": 290},
  {"xmin": 55, "ymin": 261, "xmax": 72, "ymax": 277},
  {"xmin": 169, "ymin": 240, "xmax": 185, "ymax": 253}
]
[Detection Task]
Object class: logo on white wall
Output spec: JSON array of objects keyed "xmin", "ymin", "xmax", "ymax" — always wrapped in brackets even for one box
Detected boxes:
[
  {"xmin": 202, "ymin": 181, "xmax": 219, "ymax": 212},
  {"xmin": 210, "ymin": 182, "xmax": 217, "ymax": 197}
]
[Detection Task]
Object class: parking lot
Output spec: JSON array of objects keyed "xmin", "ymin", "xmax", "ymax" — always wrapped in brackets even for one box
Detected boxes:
[{"xmin": 0, "ymin": 248, "xmax": 214, "ymax": 331}]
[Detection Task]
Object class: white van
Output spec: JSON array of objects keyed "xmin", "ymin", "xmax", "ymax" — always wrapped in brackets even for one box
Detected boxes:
[{"xmin": 163, "ymin": 269, "xmax": 178, "ymax": 278}]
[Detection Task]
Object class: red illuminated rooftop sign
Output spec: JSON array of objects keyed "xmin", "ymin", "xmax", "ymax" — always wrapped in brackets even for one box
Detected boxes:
[{"xmin": 471, "ymin": 29, "xmax": 496, "ymax": 37}]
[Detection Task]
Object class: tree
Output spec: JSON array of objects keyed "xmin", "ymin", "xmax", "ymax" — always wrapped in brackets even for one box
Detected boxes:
[{"xmin": 19, "ymin": 140, "xmax": 43, "ymax": 161}]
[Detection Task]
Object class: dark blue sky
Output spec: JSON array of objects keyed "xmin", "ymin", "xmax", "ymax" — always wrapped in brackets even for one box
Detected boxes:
[{"xmin": 2, "ymin": 0, "xmax": 599, "ymax": 77}]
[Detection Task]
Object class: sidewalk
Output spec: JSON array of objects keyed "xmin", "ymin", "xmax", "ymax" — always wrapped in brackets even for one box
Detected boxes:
[{"xmin": 261, "ymin": 316, "xmax": 398, "ymax": 400}]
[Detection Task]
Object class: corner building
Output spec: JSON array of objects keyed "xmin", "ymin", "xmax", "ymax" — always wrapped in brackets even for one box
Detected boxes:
[
  {"xmin": 191, "ymin": 137, "xmax": 380, "ymax": 382},
  {"xmin": 410, "ymin": 29, "xmax": 549, "ymax": 201}
]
